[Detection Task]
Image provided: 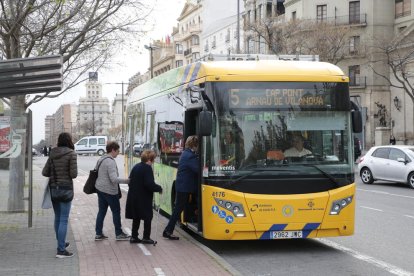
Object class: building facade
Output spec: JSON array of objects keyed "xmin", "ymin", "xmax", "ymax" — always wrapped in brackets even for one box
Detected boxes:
[{"xmin": 77, "ymin": 79, "xmax": 111, "ymax": 137}]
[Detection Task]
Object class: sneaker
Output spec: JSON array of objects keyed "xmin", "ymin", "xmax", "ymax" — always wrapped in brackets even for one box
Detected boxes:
[
  {"xmin": 163, "ymin": 231, "xmax": 179, "ymax": 240},
  {"xmin": 65, "ymin": 242, "xmax": 70, "ymax": 249},
  {"xmin": 56, "ymin": 250, "xmax": 74, "ymax": 258},
  {"xmin": 95, "ymin": 234, "xmax": 108, "ymax": 241},
  {"xmin": 141, "ymin": 238, "xmax": 156, "ymax": 245},
  {"xmin": 116, "ymin": 232, "xmax": 130, "ymax": 241},
  {"xmin": 130, "ymin": 237, "xmax": 141, "ymax": 244}
]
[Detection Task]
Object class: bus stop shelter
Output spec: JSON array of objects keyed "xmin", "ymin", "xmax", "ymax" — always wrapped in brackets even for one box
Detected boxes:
[{"xmin": 0, "ymin": 55, "xmax": 62, "ymax": 226}]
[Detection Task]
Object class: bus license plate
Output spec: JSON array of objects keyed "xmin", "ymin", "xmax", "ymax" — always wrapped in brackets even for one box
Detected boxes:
[{"xmin": 271, "ymin": 231, "xmax": 303, "ymax": 239}]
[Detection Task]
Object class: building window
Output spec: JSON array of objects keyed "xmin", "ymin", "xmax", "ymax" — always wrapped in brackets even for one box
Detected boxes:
[
  {"xmin": 176, "ymin": 44, "xmax": 183, "ymax": 54},
  {"xmin": 192, "ymin": 35, "xmax": 199, "ymax": 45},
  {"xmin": 349, "ymin": 1, "xmax": 360, "ymax": 24},
  {"xmin": 247, "ymin": 37, "xmax": 254, "ymax": 54},
  {"xmin": 349, "ymin": 65, "xmax": 360, "ymax": 86},
  {"xmin": 266, "ymin": 2, "xmax": 272, "ymax": 18},
  {"xmin": 317, "ymin": 5, "xmax": 327, "ymax": 22},
  {"xmin": 292, "ymin": 11, "xmax": 296, "ymax": 21},
  {"xmin": 395, "ymin": 0, "xmax": 411, "ymax": 18},
  {"xmin": 349, "ymin": 36, "xmax": 360, "ymax": 54},
  {"xmin": 259, "ymin": 37, "xmax": 266, "ymax": 54},
  {"xmin": 175, "ymin": 60, "xmax": 183, "ymax": 68},
  {"xmin": 258, "ymin": 4, "xmax": 262, "ymax": 21}
]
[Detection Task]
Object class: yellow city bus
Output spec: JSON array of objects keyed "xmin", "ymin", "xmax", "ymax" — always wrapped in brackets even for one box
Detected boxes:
[{"xmin": 125, "ymin": 56, "xmax": 362, "ymax": 240}]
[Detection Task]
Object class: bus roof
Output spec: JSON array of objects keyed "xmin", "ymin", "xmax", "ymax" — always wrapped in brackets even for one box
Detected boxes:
[{"xmin": 128, "ymin": 60, "xmax": 347, "ymax": 104}]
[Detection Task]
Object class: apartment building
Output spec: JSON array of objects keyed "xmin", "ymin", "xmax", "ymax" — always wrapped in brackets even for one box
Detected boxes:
[
  {"xmin": 44, "ymin": 104, "xmax": 77, "ymax": 145},
  {"xmin": 173, "ymin": 1, "xmax": 202, "ymax": 66}
]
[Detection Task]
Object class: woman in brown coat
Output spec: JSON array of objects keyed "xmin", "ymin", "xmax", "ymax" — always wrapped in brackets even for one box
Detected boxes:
[{"xmin": 42, "ymin": 132, "xmax": 77, "ymax": 258}]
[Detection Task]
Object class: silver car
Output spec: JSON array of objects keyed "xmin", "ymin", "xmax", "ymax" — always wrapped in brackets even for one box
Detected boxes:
[{"xmin": 358, "ymin": 145, "xmax": 414, "ymax": 188}]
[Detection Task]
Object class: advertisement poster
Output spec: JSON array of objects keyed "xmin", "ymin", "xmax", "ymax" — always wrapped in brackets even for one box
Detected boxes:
[
  {"xmin": 158, "ymin": 122, "xmax": 184, "ymax": 154},
  {"xmin": 0, "ymin": 116, "xmax": 10, "ymax": 152}
]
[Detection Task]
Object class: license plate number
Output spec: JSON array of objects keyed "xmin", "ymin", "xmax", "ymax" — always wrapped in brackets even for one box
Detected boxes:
[{"xmin": 271, "ymin": 231, "xmax": 303, "ymax": 239}]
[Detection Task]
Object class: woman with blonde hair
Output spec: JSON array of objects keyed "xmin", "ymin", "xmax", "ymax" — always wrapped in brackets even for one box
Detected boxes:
[
  {"xmin": 163, "ymin": 135, "xmax": 199, "ymax": 240},
  {"xmin": 125, "ymin": 150, "xmax": 162, "ymax": 244}
]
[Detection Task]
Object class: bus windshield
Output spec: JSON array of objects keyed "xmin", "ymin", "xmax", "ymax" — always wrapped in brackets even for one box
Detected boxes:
[{"xmin": 203, "ymin": 81, "xmax": 354, "ymax": 193}]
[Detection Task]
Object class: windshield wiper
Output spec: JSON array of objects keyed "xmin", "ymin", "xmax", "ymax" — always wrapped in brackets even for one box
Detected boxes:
[
  {"xmin": 302, "ymin": 164, "xmax": 340, "ymax": 187},
  {"xmin": 228, "ymin": 168, "xmax": 294, "ymax": 186}
]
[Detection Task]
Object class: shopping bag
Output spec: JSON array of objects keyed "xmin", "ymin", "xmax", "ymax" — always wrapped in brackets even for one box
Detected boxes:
[{"xmin": 41, "ymin": 179, "xmax": 52, "ymax": 209}]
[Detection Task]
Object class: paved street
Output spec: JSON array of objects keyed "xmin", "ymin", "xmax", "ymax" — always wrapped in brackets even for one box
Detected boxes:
[{"xmin": 0, "ymin": 156, "xmax": 238, "ymax": 276}]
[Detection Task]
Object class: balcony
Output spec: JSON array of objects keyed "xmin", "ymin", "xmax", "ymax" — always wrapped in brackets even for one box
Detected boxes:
[
  {"xmin": 184, "ymin": 48, "xmax": 192, "ymax": 56},
  {"xmin": 349, "ymin": 76, "xmax": 366, "ymax": 88},
  {"xmin": 309, "ymin": 14, "xmax": 367, "ymax": 26}
]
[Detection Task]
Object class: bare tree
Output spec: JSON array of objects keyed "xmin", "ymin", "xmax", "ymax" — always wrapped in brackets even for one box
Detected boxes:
[
  {"xmin": 245, "ymin": 19, "xmax": 354, "ymax": 64},
  {"xmin": 108, "ymin": 125, "xmax": 122, "ymax": 141},
  {"xmin": 370, "ymin": 34, "xmax": 414, "ymax": 103},
  {"xmin": 0, "ymin": 0, "xmax": 151, "ymax": 211}
]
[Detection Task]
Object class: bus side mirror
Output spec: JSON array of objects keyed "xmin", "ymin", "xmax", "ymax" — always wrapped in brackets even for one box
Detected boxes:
[
  {"xmin": 199, "ymin": 111, "xmax": 212, "ymax": 136},
  {"xmin": 352, "ymin": 110, "xmax": 362, "ymax": 133}
]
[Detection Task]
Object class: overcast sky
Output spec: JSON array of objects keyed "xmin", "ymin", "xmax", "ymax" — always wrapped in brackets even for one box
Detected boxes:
[{"xmin": 30, "ymin": 0, "xmax": 186, "ymax": 144}]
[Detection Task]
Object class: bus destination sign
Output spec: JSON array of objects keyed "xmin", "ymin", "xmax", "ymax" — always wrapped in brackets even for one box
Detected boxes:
[{"xmin": 229, "ymin": 89, "xmax": 330, "ymax": 109}]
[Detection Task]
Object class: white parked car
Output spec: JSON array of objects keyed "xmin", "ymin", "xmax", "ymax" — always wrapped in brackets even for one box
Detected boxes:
[
  {"xmin": 358, "ymin": 145, "xmax": 414, "ymax": 188},
  {"xmin": 74, "ymin": 136, "xmax": 107, "ymax": 156}
]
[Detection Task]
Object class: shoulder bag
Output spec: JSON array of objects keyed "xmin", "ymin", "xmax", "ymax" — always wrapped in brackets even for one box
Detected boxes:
[
  {"xmin": 83, "ymin": 157, "xmax": 111, "ymax": 194},
  {"xmin": 49, "ymin": 159, "xmax": 74, "ymax": 203}
]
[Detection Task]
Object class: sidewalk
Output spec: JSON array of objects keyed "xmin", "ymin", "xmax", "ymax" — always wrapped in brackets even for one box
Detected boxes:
[{"xmin": 0, "ymin": 162, "xmax": 238, "ymax": 276}]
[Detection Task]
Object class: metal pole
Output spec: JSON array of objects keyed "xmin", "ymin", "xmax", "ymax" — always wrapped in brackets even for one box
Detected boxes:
[
  {"xmin": 237, "ymin": 0, "xmax": 240, "ymax": 54},
  {"xmin": 28, "ymin": 110, "xmax": 33, "ymax": 227},
  {"xmin": 121, "ymin": 82, "xmax": 124, "ymax": 154},
  {"xmin": 92, "ymin": 100, "xmax": 95, "ymax": 136}
]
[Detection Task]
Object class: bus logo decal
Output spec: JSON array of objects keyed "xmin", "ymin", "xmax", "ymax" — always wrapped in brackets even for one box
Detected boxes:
[
  {"xmin": 282, "ymin": 205, "xmax": 294, "ymax": 217},
  {"xmin": 219, "ymin": 210, "xmax": 226, "ymax": 218},
  {"xmin": 225, "ymin": 216, "xmax": 234, "ymax": 224}
]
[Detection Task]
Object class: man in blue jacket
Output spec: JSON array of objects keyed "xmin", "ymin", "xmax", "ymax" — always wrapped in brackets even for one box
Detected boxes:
[{"xmin": 163, "ymin": 135, "xmax": 199, "ymax": 240}]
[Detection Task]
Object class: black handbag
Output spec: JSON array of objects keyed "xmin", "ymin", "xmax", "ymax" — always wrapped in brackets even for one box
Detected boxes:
[
  {"xmin": 83, "ymin": 157, "xmax": 111, "ymax": 194},
  {"xmin": 49, "ymin": 159, "xmax": 74, "ymax": 203}
]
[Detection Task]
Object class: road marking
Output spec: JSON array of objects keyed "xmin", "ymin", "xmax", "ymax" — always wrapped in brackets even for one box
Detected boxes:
[
  {"xmin": 404, "ymin": 215, "xmax": 414, "ymax": 219},
  {"xmin": 154, "ymin": 268, "xmax": 165, "ymax": 276},
  {"xmin": 358, "ymin": 188, "xmax": 414, "ymax": 200},
  {"xmin": 138, "ymin": 244, "xmax": 152, "ymax": 255},
  {"xmin": 319, "ymin": 239, "xmax": 413, "ymax": 276},
  {"xmin": 361, "ymin": 206, "xmax": 383, "ymax": 212}
]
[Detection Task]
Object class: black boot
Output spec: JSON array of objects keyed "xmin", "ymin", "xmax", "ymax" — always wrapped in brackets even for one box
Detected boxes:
[
  {"xmin": 130, "ymin": 237, "xmax": 141, "ymax": 243},
  {"xmin": 163, "ymin": 231, "xmax": 179, "ymax": 240}
]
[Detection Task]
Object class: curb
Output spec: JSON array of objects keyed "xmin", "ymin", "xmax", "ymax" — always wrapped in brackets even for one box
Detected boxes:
[{"xmin": 174, "ymin": 224, "xmax": 243, "ymax": 276}]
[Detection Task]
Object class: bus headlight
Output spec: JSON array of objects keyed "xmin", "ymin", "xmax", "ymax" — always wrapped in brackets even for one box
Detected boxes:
[
  {"xmin": 214, "ymin": 198, "xmax": 246, "ymax": 217},
  {"xmin": 330, "ymin": 196, "xmax": 353, "ymax": 215}
]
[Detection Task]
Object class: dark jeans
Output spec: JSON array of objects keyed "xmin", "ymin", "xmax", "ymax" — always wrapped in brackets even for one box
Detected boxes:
[
  {"xmin": 132, "ymin": 218, "xmax": 151, "ymax": 239},
  {"xmin": 52, "ymin": 200, "xmax": 72, "ymax": 252},
  {"xmin": 164, "ymin": 192, "xmax": 190, "ymax": 234},
  {"xmin": 96, "ymin": 190, "xmax": 123, "ymax": 236}
]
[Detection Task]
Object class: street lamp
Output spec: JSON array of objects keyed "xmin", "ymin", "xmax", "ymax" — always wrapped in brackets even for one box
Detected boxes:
[{"xmin": 144, "ymin": 44, "xmax": 159, "ymax": 79}]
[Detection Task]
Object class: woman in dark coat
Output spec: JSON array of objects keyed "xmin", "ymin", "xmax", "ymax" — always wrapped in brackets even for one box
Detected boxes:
[{"xmin": 126, "ymin": 150, "xmax": 162, "ymax": 244}]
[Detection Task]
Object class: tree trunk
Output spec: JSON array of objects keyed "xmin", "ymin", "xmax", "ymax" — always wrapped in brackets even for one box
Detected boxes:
[{"xmin": 7, "ymin": 95, "xmax": 26, "ymax": 211}]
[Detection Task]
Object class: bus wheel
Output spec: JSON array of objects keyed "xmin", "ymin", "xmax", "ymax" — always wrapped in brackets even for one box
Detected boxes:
[
  {"xmin": 360, "ymin": 168, "xmax": 374, "ymax": 184},
  {"xmin": 407, "ymin": 172, "xmax": 414, "ymax": 189}
]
